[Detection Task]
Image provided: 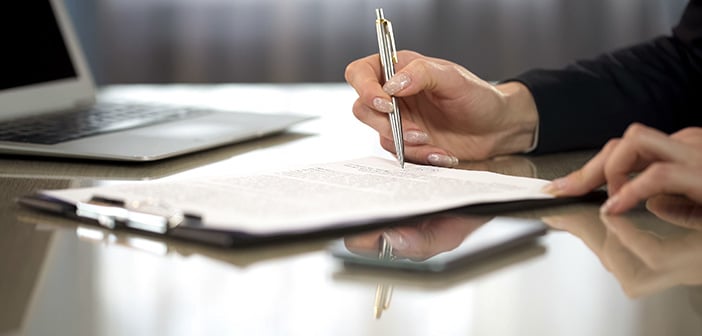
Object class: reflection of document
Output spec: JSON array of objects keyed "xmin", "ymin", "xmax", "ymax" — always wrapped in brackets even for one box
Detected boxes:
[{"xmin": 43, "ymin": 157, "xmax": 553, "ymax": 234}]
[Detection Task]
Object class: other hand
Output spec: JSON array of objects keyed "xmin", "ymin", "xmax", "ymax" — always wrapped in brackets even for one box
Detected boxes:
[{"xmin": 543, "ymin": 124, "xmax": 702, "ymax": 214}]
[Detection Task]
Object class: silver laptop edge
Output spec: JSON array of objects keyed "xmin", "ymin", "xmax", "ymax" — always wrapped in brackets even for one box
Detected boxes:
[
  {"xmin": 0, "ymin": 0, "xmax": 311, "ymax": 162},
  {"xmin": 0, "ymin": 0, "xmax": 95, "ymax": 120}
]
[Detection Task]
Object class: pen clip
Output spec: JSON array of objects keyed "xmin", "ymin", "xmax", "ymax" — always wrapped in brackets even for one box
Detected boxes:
[
  {"xmin": 383, "ymin": 20, "xmax": 398, "ymax": 65},
  {"xmin": 76, "ymin": 196, "xmax": 185, "ymax": 234},
  {"xmin": 375, "ymin": 8, "xmax": 398, "ymax": 81}
]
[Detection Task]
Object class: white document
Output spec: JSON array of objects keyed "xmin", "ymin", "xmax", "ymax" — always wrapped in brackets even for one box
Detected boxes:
[{"xmin": 44, "ymin": 157, "xmax": 553, "ymax": 234}]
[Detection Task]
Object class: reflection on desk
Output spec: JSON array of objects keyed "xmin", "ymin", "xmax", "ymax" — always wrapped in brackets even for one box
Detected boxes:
[
  {"xmin": 543, "ymin": 196, "xmax": 702, "ymax": 299},
  {"xmin": 334, "ymin": 214, "xmax": 548, "ymax": 319},
  {"xmin": 1, "ymin": 84, "xmax": 701, "ymax": 335}
]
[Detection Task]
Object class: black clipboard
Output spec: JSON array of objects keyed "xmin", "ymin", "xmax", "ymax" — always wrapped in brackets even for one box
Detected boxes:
[
  {"xmin": 16, "ymin": 193, "xmax": 426, "ymax": 247},
  {"xmin": 17, "ymin": 190, "xmax": 606, "ymax": 248}
]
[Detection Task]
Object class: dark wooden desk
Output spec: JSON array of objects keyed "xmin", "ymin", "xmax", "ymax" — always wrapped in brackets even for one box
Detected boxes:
[{"xmin": 1, "ymin": 84, "xmax": 699, "ymax": 336}]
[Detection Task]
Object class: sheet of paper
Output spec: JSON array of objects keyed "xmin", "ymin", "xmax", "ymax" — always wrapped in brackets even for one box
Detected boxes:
[{"xmin": 44, "ymin": 157, "xmax": 553, "ymax": 234}]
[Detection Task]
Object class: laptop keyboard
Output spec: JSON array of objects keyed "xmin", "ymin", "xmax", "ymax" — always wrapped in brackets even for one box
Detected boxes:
[{"xmin": 0, "ymin": 102, "xmax": 213, "ymax": 145}]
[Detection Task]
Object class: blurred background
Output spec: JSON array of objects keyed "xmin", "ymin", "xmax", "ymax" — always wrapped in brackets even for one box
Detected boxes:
[{"xmin": 64, "ymin": 0, "xmax": 688, "ymax": 85}]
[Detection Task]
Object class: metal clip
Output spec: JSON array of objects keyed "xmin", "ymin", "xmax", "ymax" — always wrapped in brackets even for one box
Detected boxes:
[{"xmin": 76, "ymin": 196, "xmax": 185, "ymax": 234}]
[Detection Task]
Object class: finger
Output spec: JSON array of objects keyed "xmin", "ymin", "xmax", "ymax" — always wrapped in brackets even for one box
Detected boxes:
[
  {"xmin": 603, "ymin": 213, "xmax": 699, "ymax": 294},
  {"xmin": 343, "ymin": 231, "xmax": 384, "ymax": 256},
  {"xmin": 602, "ymin": 163, "xmax": 702, "ymax": 214},
  {"xmin": 379, "ymin": 136, "xmax": 396, "ymax": 154},
  {"xmin": 601, "ymin": 215, "xmax": 667, "ymax": 270},
  {"xmin": 353, "ymin": 100, "xmax": 434, "ymax": 159},
  {"xmin": 384, "ymin": 215, "xmax": 484, "ymax": 261},
  {"xmin": 345, "ymin": 54, "xmax": 383, "ymax": 96},
  {"xmin": 604, "ymin": 124, "xmax": 683, "ymax": 195},
  {"xmin": 540, "ymin": 212, "xmax": 608, "ymax": 252},
  {"xmin": 352, "ymin": 98, "xmax": 399, "ymax": 144},
  {"xmin": 382, "ymin": 55, "xmax": 482, "ymax": 98},
  {"xmin": 599, "ymin": 225, "xmax": 655, "ymax": 297},
  {"xmin": 646, "ymin": 195, "xmax": 702, "ymax": 230},
  {"xmin": 671, "ymin": 127, "xmax": 702, "ymax": 148},
  {"xmin": 345, "ymin": 51, "xmax": 427, "ymax": 112},
  {"xmin": 379, "ymin": 137, "xmax": 459, "ymax": 167},
  {"xmin": 345, "ymin": 55, "xmax": 395, "ymax": 114},
  {"xmin": 543, "ymin": 139, "xmax": 619, "ymax": 196}
]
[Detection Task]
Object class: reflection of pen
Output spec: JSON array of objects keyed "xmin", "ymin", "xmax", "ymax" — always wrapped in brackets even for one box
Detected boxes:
[
  {"xmin": 374, "ymin": 283, "xmax": 393, "ymax": 319},
  {"xmin": 374, "ymin": 235, "xmax": 394, "ymax": 318},
  {"xmin": 375, "ymin": 8, "xmax": 405, "ymax": 168}
]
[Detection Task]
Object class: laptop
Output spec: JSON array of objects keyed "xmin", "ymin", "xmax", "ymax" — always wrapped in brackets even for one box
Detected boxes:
[{"xmin": 0, "ymin": 1, "xmax": 311, "ymax": 161}]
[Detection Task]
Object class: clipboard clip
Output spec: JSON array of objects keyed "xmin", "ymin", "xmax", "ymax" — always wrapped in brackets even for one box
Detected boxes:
[{"xmin": 76, "ymin": 196, "xmax": 187, "ymax": 234}]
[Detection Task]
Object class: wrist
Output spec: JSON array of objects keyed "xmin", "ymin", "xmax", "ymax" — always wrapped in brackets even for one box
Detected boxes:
[{"xmin": 494, "ymin": 81, "xmax": 539, "ymax": 154}]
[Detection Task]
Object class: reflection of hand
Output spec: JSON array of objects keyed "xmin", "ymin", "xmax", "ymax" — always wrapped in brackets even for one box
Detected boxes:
[
  {"xmin": 344, "ymin": 215, "xmax": 490, "ymax": 261},
  {"xmin": 602, "ymin": 196, "xmax": 702, "ymax": 292},
  {"xmin": 644, "ymin": 194, "xmax": 702, "ymax": 230},
  {"xmin": 544, "ymin": 124, "xmax": 702, "ymax": 214},
  {"xmin": 345, "ymin": 50, "xmax": 539, "ymax": 167},
  {"xmin": 543, "ymin": 197, "xmax": 702, "ymax": 298}
]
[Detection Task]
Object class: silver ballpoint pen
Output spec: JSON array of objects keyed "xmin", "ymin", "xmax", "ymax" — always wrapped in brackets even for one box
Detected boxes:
[{"xmin": 375, "ymin": 8, "xmax": 405, "ymax": 168}]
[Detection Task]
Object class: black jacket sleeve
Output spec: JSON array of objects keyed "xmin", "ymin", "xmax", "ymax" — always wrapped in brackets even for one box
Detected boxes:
[{"xmin": 512, "ymin": 0, "xmax": 702, "ymax": 154}]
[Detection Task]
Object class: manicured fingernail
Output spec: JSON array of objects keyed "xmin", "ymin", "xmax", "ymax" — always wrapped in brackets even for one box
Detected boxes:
[
  {"xmin": 372, "ymin": 97, "xmax": 394, "ymax": 113},
  {"xmin": 427, "ymin": 153, "xmax": 459, "ymax": 167},
  {"xmin": 600, "ymin": 195, "xmax": 620, "ymax": 214},
  {"xmin": 383, "ymin": 73, "xmax": 411, "ymax": 95},
  {"xmin": 404, "ymin": 130, "xmax": 430, "ymax": 145},
  {"xmin": 542, "ymin": 177, "xmax": 568, "ymax": 195},
  {"xmin": 383, "ymin": 230, "xmax": 409, "ymax": 251}
]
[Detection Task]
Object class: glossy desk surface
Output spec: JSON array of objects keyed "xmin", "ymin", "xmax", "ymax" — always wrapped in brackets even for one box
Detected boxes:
[{"xmin": 1, "ymin": 84, "xmax": 700, "ymax": 336}]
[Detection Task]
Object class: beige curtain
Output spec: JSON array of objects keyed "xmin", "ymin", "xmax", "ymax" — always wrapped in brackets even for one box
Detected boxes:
[{"xmin": 94, "ymin": 0, "xmax": 686, "ymax": 83}]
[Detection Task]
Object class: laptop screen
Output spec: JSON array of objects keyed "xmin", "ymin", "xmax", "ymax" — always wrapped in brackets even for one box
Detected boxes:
[{"xmin": 1, "ymin": 2, "xmax": 77, "ymax": 91}]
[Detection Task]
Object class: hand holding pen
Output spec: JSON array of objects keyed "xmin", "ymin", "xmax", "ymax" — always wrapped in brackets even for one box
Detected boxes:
[{"xmin": 346, "ymin": 20, "xmax": 539, "ymax": 167}]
